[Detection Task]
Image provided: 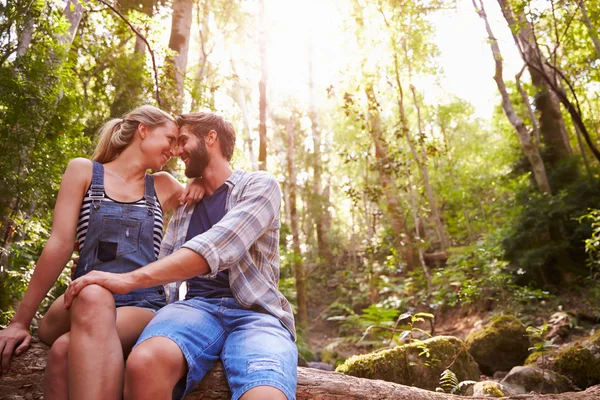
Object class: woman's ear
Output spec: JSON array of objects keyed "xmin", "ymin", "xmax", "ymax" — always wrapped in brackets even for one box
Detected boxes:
[{"xmin": 138, "ymin": 122, "xmax": 148, "ymax": 139}]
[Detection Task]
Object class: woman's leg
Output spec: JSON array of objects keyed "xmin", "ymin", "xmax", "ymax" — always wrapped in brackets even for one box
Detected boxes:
[
  {"xmin": 38, "ymin": 294, "xmax": 71, "ymax": 345},
  {"xmin": 68, "ymin": 284, "xmax": 155, "ymax": 400},
  {"xmin": 43, "ymin": 305, "xmax": 154, "ymax": 400},
  {"xmin": 43, "ymin": 332, "xmax": 70, "ymax": 400}
]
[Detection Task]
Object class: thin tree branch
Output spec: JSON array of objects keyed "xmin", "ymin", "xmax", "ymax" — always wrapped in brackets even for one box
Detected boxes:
[{"xmin": 96, "ymin": 0, "xmax": 162, "ymax": 107}]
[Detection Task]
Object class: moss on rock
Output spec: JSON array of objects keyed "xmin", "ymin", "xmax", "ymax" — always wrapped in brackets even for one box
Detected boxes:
[
  {"xmin": 465, "ymin": 315, "xmax": 529, "ymax": 375},
  {"xmin": 524, "ymin": 351, "xmax": 543, "ymax": 366},
  {"xmin": 552, "ymin": 344, "xmax": 600, "ymax": 389},
  {"xmin": 335, "ymin": 336, "xmax": 480, "ymax": 391},
  {"xmin": 472, "ymin": 381, "xmax": 506, "ymax": 397}
]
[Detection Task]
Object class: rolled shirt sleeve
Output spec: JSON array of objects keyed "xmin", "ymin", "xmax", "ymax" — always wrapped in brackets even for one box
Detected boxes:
[{"xmin": 181, "ymin": 173, "xmax": 281, "ymax": 277}]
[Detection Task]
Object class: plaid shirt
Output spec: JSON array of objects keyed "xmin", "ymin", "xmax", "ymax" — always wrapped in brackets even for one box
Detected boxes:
[{"xmin": 160, "ymin": 170, "xmax": 296, "ymax": 339}]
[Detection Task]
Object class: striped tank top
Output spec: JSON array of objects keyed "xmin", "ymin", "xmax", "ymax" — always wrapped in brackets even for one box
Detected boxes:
[{"xmin": 76, "ymin": 185, "xmax": 164, "ymax": 257}]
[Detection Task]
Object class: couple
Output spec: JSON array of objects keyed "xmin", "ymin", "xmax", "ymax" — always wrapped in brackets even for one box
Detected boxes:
[{"xmin": 0, "ymin": 106, "xmax": 297, "ymax": 400}]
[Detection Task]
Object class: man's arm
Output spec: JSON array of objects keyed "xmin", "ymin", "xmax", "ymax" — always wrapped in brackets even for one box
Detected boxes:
[
  {"xmin": 181, "ymin": 173, "xmax": 281, "ymax": 277},
  {"xmin": 64, "ymin": 173, "xmax": 281, "ymax": 307},
  {"xmin": 63, "ymin": 247, "xmax": 208, "ymax": 308}
]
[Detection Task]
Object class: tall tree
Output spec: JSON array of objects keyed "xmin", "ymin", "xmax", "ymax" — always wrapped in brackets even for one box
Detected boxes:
[
  {"xmin": 286, "ymin": 116, "xmax": 307, "ymax": 330},
  {"xmin": 164, "ymin": 0, "xmax": 193, "ymax": 113},
  {"xmin": 474, "ymin": 0, "xmax": 551, "ymax": 195},
  {"xmin": 257, "ymin": 0, "xmax": 268, "ymax": 170},
  {"xmin": 365, "ymin": 84, "xmax": 417, "ymax": 270},
  {"xmin": 576, "ymin": 0, "xmax": 600, "ymax": 58},
  {"xmin": 497, "ymin": 0, "xmax": 572, "ymax": 169},
  {"xmin": 308, "ymin": 28, "xmax": 332, "ymax": 262}
]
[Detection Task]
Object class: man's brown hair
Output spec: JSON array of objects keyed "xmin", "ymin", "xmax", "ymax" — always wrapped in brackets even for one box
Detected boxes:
[{"xmin": 176, "ymin": 112, "xmax": 236, "ymax": 161}]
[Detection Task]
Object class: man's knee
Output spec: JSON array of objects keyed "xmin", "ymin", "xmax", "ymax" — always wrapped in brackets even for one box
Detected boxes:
[
  {"xmin": 125, "ymin": 337, "xmax": 186, "ymax": 389},
  {"xmin": 241, "ymin": 386, "xmax": 289, "ymax": 400}
]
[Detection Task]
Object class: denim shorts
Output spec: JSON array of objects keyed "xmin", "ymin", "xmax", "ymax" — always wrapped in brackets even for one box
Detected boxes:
[{"xmin": 135, "ymin": 297, "xmax": 297, "ymax": 400}]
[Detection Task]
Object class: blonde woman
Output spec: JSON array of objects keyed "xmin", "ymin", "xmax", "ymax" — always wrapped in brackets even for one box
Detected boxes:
[{"xmin": 0, "ymin": 105, "xmax": 202, "ymax": 399}]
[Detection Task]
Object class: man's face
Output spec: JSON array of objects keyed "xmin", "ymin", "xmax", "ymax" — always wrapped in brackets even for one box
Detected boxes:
[{"xmin": 178, "ymin": 126, "xmax": 210, "ymax": 178}]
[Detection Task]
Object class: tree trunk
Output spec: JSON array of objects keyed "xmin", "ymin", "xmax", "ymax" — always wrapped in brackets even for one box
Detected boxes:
[
  {"xmin": 474, "ymin": 0, "xmax": 552, "ymax": 195},
  {"xmin": 410, "ymin": 84, "xmax": 450, "ymax": 251},
  {"xmin": 4, "ymin": 342, "xmax": 600, "ymax": 400},
  {"xmin": 497, "ymin": 0, "xmax": 572, "ymax": 168},
  {"xmin": 308, "ymin": 31, "xmax": 332, "ymax": 263},
  {"xmin": 258, "ymin": 0, "xmax": 268, "ymax": 171},
  {"xmin": 577, "ymin": 0, "xmax": 600, "ymax": 59},
  {"xmin": 365, "ymin": 84, "xmax": 416, "ymax": 271},
  {"xmin": 16, "ymin": 17, "xmax": 34, "ymax": 57},
  {"xmin": 60, "ymin": 0, "xmax": 85, "ymax": 46},
  {"xmin": 165, "ymin": 0, "xmax": 193, "ymax": 113},
  {"xmin": 232, "ymin": 61, "xmax": 258, "ymax": 171},
  {"xmin": 286, "ymin": 117, "xmax": 307, "ymax": 331}
]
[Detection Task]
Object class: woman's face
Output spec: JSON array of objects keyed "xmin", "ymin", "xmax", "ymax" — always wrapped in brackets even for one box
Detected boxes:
[{"xmin": 141, "ymin": 121, "xmax": 179, "ymax": 170}]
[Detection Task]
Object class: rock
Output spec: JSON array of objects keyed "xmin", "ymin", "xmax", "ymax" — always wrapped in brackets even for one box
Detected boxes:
[
  {"xmin": 308, "ymin": 361, "xmax": 335, "ymax": 371},
  {"xmin": 472, "ymin": 381, "xmax": 509, "ymax": 397},
  {"xmin": 493, "ymin": 371, "xmax": 509, "ymax": 380},
  {"xmin": 298, "ymin": 353, "xmax": 309, "ymax": 367},
  {"xmin": 320, "ymin": 338, "xmax": 371, "ymax": 367},
  {"xmin": 500, "ymin": 365, "xmax": 577, "ymax": 394},
  {"xmin": 465, "ymin": 315, "xmax": 529, "ymax": 375},
  {"xmin": 335, "ymin": 336, "xmax": 480, "ymax": 391},
  {"xmin": 552, "ymin": 344, "xmax": 600, "ymax": 389}
]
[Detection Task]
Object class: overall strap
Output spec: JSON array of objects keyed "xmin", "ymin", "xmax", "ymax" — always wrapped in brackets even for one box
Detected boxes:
[
  {"xmin": 144, "ymin": 173, "xmax": 156, "ymax": 216},
  {"xmin": 90, "ymin": 161, "xmax": 105, "ymax": 209}
]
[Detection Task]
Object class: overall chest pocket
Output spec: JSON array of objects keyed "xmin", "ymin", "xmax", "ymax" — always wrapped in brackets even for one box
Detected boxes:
[{"xmin": 96, "ymin": 217, "xmax": 142, "ymax": 262}]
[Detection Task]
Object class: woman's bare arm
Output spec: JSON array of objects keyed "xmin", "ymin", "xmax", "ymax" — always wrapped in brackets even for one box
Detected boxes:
[{"xmin": 0, "ymin": 158, "xmax": 90, "ymax": 373}]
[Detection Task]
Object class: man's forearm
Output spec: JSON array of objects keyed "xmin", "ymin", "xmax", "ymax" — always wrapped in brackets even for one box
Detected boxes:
[{"xmin": 129, "ymin": 248, "xmax": 210, "ymax": 290}]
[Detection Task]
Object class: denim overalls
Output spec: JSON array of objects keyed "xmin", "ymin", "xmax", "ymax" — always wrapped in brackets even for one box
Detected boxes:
[{"xmin": 75, "ymin": 161, "xmax": 166, "ymax": 310}]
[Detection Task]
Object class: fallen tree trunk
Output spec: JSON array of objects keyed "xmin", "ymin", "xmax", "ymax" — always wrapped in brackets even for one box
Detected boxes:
[{"xmin": 2, "ymin": 342, "xmax": 600, "ymax": 399}]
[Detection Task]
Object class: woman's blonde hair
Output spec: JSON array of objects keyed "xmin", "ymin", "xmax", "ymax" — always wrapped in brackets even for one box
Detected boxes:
[{"xmin": 92, "ymin": 105, "xmax": 175, "ymax": 163}]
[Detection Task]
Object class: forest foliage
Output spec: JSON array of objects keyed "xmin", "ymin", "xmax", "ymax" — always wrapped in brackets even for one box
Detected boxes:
[{"xmin": 1, "ymin": 0, "xmax": 600, "ymax": 348}]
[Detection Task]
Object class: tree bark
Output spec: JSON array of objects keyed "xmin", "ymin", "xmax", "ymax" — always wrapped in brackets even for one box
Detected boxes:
[
  {"xmin": 165, "ymin": 0, "xmax": 193, "ymax": 113},
  {"xmin": 497, "ymin": 0, "xmax": 572, "ymax": 168},
  {"xmin": 577, "ymin": 0, "xmax": 600, "ymax": 59},
  {"xmin": 60, "ymin": 0, "xmax": 86, "ymax": 46},
  {"xmin": 232, "ymin": 61, "xmax": 258, "ymax": 171},
  {"xmin": 258, "ymin": 0, "xmax": 268, "ymax": 171},
  {"xmin": 365, "ymin": 84, "xmax": 416, "ymax": 271},
  {"xmin": 474, "ymin": 0, "xmax": 552, "ymax": 196},
  {"xmin": 4, "ymin": 342, "xmax": 600, "ymax": 400},
  {"xmin": 16, "ymin": 17, "xmax": 34, "ymax": 57},
  {"xmin": 409, "ymin": 83, "xmax": 450, "ymax": 251},
  {"xmin": 286, "ymin": 117, "xmax": 307, "ymax": 331},
  {"xmin": 308, "ymin": 30, "xmax": 332, "ymax": 263}
]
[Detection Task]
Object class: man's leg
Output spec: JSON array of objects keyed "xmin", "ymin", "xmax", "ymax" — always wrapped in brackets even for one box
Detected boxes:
[
  {"xmin": 124, "ymin": 298, "xmax": 226, "ymax": 400},
  {"xmin": 124, "ymin": 336, "xmax": 187, "ymax": 400},
  {"xmin": 221, "ymin": 301, "xmax": 298, "ymax": 400}
]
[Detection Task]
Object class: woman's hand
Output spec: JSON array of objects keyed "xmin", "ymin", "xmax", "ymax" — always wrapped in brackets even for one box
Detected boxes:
[
  {"xmin": 0, "ymin": 322, "xmax": 32, "ymax": 374},
  {"xmin": 179, "ymin": 178, "xmax": 205, "ymax": 208}
]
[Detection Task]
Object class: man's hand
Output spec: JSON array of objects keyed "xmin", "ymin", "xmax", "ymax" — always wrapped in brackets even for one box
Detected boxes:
[
  {"xmin": 179, "ymin": 178, "xmax": 205, "ymax": 208},
  {"xmin": 0, "ymin": 322, "xmax": 32, "ymax": 375},
  {"xmin": 63, "ymin": 271, "xmax": 134, "ymax": 309}
]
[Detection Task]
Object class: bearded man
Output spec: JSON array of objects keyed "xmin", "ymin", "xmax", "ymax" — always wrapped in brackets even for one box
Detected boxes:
[{"xmin": 65, "ymin": 112, "xmax": 297, "ymax": 400}]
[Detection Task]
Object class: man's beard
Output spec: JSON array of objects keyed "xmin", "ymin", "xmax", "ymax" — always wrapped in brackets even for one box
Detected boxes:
[{"xmin": 184, "ymin": 140, "xmax": 210, "ymax": 178}]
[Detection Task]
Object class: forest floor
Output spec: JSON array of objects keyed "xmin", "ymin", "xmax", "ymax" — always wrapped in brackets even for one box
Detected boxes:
[{"xmin": 304, "ymin": 287, "xmax": 600, "ymax": 366}]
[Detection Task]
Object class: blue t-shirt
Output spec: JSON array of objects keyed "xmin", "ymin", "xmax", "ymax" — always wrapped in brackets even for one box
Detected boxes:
[{"xmin": 184, "ymin": 183, "xmax": 233, "ymax": 299}]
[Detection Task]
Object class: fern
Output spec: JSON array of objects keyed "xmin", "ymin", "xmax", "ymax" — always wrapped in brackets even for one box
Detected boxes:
[
  {"xmin": 436, "ymin": 369, "xmax": 458, "ymax": 393},
  {"xmin": 436, "ymin": 369, "xmax": 477, "ymax": 395}
]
